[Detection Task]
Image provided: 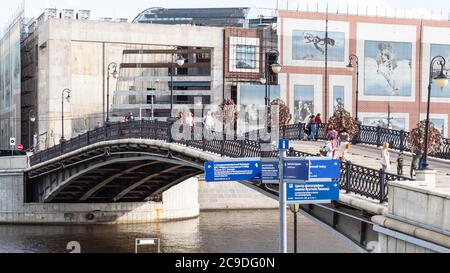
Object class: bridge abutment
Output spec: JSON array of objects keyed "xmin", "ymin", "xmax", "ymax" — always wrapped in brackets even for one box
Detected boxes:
[
  {"xmin": 373, "ymin": 178, "xmax": 450, "ymax": 253},
  {"xmin": 0, "ymin": 157, "xmax": 200, "ymax": 224}
]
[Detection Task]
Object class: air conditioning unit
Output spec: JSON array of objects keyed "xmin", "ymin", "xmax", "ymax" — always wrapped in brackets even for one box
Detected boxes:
[
  {"xmin": 37, "ymin": 8, "xmax": 58, "ymax": 27},
  {"xmin": 60, "ymin": 9, "xmax": 74, "ymax": 20},
  {"xmin": 76, "ymin": 10, "xmax": 91, "ymax": 20}
]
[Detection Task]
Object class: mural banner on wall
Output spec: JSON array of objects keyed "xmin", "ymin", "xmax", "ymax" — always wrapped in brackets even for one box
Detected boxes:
[
  {"xmin": 364, "ymin": 41, "xmax": 412, "ymax": 97},
  {"xmin": 430, "ymin": 44, "xmax": 450, "ymax": 98},
  {"xmin": 292, "ymin": 30, "xmax": 345, "ymax": 62},
  {"xmin": 363, "ymin": 117, "xmax": 406, "ymax": 131},
  {"xmin": 332, "ymin": 85, "xmax": 345, "ymax": 113},
  {"xmin": 239, "ymin": 84, "xmax": 280, "ymax": 132},
  {"xmin": 0, "ymin": 10, "xmax": 23, "ymax": 149},
  {"xmin": 429, "ymin": 118, "xmax": 446, "ymax": 137},
  {"xmin": 294, "ymin": 85, "xmax": 314, "ymax": 124}
]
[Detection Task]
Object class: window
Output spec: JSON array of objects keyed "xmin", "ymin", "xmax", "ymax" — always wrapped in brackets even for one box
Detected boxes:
[
  {"xmin": 229, "ymin": 37, "xmax": 260, "ymax": 73},
  {"xmin": 235, "ymin": 45, "xmax": 257, "ymax": 69}
]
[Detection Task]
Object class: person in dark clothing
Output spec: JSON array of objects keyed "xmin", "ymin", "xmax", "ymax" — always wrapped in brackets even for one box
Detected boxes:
[
  {"xmin": 315, "ymin": 114, "xmax": 323, "ymax": 139},
  {"xmin": 308, "ymin": 115, "xmax": 317, "ymax": 141},
  {"xmin": 410, "ymin": 148, "xmax": 421, "ymax": 178},
  {"xmin": 397, "ymin": 152, "xmax": 404, "ymax": 176}
]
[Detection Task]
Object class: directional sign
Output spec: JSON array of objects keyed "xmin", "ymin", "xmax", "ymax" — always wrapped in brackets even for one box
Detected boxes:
[
  {"xmin": 286, "ymin": 181, "xmax": 340, "ymax": 204},
  {"xmin": 279, "ymin": 139, "xmax": 289, "ymax": 150},
  {"xmin": 309, "ymin": 159, "xmax": 341, "ymax": 181},
  {"xmin": 261, "ymin": 159, "xmax": 280, "ymax": 183},
  {"xmin": 9, "ymin": 137, "xmax": 16, "ymax": 146},
  {"xmin": 283, "ymin": 159, "xmax": 310, "ymax": 181},
  {"xmin": 204, "ymin": 160, "xmax": 261, "ymax": 182}
]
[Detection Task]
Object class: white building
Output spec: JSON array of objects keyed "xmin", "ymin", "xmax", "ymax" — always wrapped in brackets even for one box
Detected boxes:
[{"xmin": 21, "ymin": 9, "xmax": 224, "ymax": 150}]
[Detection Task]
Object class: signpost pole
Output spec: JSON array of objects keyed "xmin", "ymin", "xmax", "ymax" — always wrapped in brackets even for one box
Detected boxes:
[
  {"xmin": 294, "ymin": 211, "xmax": 298, "ymax": 253},
  {"xmin": 279, "ymin": 148, "xmax": 287, "ymax": 253}
]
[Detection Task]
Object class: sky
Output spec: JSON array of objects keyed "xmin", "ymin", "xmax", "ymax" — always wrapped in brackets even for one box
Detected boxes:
[{"xmin": 0, "ymin": 0, "xmax": 449, "ymax": 33}]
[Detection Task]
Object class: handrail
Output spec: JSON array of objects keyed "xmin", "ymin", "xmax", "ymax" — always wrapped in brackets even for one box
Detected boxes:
[{"xmin": 247, "ymin": 123, "xmax": 450, "ymax": 160}]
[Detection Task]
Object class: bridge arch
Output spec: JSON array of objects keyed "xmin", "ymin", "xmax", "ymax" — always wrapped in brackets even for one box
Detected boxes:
[{"xmin": 26, "ymin": 139, "xmax": 214, "ymax": 203}]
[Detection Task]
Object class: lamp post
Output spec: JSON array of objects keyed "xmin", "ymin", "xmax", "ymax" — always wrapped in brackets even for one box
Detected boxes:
[
  {"xmin": 60, "ymin": 88, "xmax": 71, "ymax": 143},
  {"xmin": 168, "ymin": 53, "xmax": 185, "ymax": 123},
  {"xmin": 264, "ymin": 51, "xmax": 282, "ymax": 133},
  {"xmin": 28, "ymin": 109, "xmax": 36, "ymax": 150},
  {"xmin": 421, "ymin": 56, "xmax": 449, "ymax": 170},
  {"xmin": 107, "ymin": 62, "xmax": 119, "ymax": 124},
  {"xmin": 346, "ymin": 54, "xmax": 360, "ymax": 121},
  {"xmin": 289, "ymin": 204, "xmax": 300, "ymax": 253}
]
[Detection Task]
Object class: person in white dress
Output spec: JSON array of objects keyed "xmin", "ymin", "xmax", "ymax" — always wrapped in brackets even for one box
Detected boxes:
[
  {"xmin": 380, "ymin": 142, "xmax": 391, "ymax": 172},
  {"xmin": 203, "ymin": 111, "xmax": 215, "ymax": 132}
]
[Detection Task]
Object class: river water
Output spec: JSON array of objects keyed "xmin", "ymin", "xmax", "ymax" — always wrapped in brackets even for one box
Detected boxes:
[{"xmin": 0, "ymin": 210, "xmax": 357, "ymax": 253}]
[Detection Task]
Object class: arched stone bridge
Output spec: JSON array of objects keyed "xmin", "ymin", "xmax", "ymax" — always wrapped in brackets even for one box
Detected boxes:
[
  {"xmin": 26, "ymin": 122, "xmax": 275, "ymax": 204},
  {"xmin": 27, "ymin": 120, "xmax": 412, "ymax": 204}
]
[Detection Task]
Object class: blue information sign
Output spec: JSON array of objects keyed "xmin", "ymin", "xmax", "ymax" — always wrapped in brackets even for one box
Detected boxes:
[
  {"xmin": 283, "ymin": 160, "xmax": 310, "ymax": 180},
  {"xmin": 204, "ymin": 160, "xmax": 261, "ymax": 182},
  {"xmin": 309, "ymin": 159, "xmax": 341, "ymax": 181},
  {"xmin": 286, "ymin": 182, "xmax": 340, "ymax": 204},
  {"xmin": 279, "ymin": 139, "xmax": 289, "ymax": 150},
  {"xmin": 261, "ymin": 159, "xmax": 279, "ymax": 182}
]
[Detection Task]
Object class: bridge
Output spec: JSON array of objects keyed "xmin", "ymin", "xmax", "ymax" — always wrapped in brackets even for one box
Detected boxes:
[
  {"xmin": 7, "ymin": 120, "xmax": 448, "ymax": 252},
  {"xmin": 27, "ymin": 120, "xmax": 418, "ymax": 204}
]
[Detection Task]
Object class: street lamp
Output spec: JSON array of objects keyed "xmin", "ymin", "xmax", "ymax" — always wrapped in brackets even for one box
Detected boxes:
[
  {"xmin": 264, "ymin": 51, "xmax": 281, "ymax": 133},
  {"xmin": 346, "ymin": 54, "xmax": 360, "ymax": 121},
  {"xmin": 28, "ymin": 109, "xmax": 36, "ymax": 150},
  {"xmin": 421, "ymin": 56, "xmax": 449, "ymax": 170},
  {"xmin": 61, "ymin": 88, "xmax": 71, "ymax": 143},
  {"xmin": 168, "ymin": 54, "xmax": 185, "ymax": 123},
  {"xmin": 107, "ymin": 62, "xmax": 119, "ymax": 124}
]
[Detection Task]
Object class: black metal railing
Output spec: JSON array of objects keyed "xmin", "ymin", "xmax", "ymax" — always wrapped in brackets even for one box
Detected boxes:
[
  {"xmin": 247, "ymin": 123, "xmax": 450, "ymax": 160},
  {"xmin": 288, "ymin": 148, "xmax": 413, "ymax": 203},
  {"xmin": 30, "ymin": 120, "xmax": 170, "ymax": 165},
  {"xmin": 30, "ymin": 120, "xmax": 415, "ymax": 203}
]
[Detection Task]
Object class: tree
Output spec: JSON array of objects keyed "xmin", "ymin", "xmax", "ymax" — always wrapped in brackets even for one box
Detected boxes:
[
  {"xmin": 267, "ymin": 99, "xmax": 292, "ymax": 127},
  {"xmin": 409, "ymin": 120, "xmax": 443, "ymax": 155},
  {"xmin": 327, "ymin": 106, "xmax": 359, "ymax": 138},
  {"xmin": 217, "ymin": 98, "xmax": 239, "ymax": 128}
]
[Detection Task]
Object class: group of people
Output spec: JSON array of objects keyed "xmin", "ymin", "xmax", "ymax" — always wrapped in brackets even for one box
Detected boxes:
[
  {"xmin": 123, "ymin": 112, "xmax": 135, "ymax": 122},
  {"xmin": 303, "ymin": 113, "xmax": 323, "ymax": 141},
  {"xmin": 319, "ymin": 125, "xmax": 351, "ymax": 162},
  {"xmin": 380, "ymin": 144, "xmax": 424, "ymax": 178},
  {"xmin": 177, "ymin": 110, "xmax": 215, "ymax": 131}
]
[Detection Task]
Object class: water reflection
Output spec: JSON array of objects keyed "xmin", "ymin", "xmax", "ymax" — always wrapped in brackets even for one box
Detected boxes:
[{"xmin": 0, "ymin": 210, "xmax": 356, "ymax": 253}]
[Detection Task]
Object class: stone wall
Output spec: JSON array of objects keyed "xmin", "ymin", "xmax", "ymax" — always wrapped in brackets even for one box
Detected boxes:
[
  {"xmin": 373, "ymin": 180, "xmax": 450, "ymax": 253},
  {"xmin": 198, "ymin": 176, "xmax": 278, "ymax": 210},
  {"xmin": 0, "ymin": 157, "xmax": 199, "ymax": 224}
]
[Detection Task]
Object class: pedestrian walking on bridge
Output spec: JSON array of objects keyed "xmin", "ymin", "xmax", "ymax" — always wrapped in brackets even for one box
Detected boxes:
[
  {"xmin": 380, "ymin": 142, "xmax": 391, "ymax": 172},
  {"xmin": 397, "ymin": 152, "xmax": 404, "ymax": 176},
  {"xmin": 410, "ymin": 148, "xmax": 421, "ymax": 178}
]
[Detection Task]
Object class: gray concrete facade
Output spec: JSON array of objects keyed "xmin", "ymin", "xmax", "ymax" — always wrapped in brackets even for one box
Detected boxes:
[
  {"xmin": 0, "ymin": 156, "xmax": 200, "ymax": 224},
  {"xmin": 22, "ymin": 18, "xmax": 224, "ymax": 150},
  {"xmin": 373, "ymin": 180, "xmax": 450, "ymax": 253}
]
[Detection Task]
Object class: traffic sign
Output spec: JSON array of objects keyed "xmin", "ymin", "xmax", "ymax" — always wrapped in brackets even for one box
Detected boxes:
[
  {"xmin": 279, "ymin": 139, "xmax": 289, "ymax": 150},
  {"xmin": 9, "ymin": 137, "xmax": 16, "ymax": 146},
  {"xmin": 286, "ymin": 181, "xmax": 340, "ymax": 204},
  {"xmin": 17, "ymin": 144, "xmax": 23, "ymax": 151},
  {"xmin": 283, "ymin": 159, "xmax": 310, "ymax": 181},
  {"xmin": 309, "ymin": 159, "xmax": 341, "ymax": 181},
  {"xmin": 261, "ymin": 159, "xmax": 279, "ymax": 183},
  {"xmin": 204, "ymin": 159, "xmax": 262, "ymax": 182}
]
